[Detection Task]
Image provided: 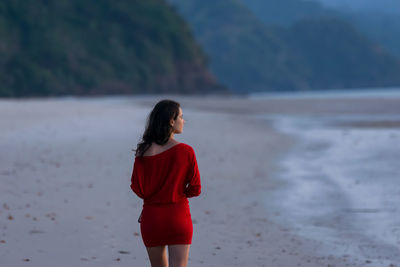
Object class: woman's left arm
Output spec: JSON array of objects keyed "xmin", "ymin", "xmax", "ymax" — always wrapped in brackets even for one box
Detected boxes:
[{"xmin": 184, "ymin": 150, "xmax": 201, "ymax": 198}]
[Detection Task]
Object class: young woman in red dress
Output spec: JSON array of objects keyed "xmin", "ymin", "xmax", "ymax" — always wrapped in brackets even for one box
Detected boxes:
[{"xmin": 131, "ymin": 99, "xmax": 201, "ymax": 267}]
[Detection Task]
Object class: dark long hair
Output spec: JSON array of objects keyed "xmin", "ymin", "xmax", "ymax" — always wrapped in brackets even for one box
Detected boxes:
[{"xmin": 134, "ymin": 99, "xmax": 181, "ymax": 157}]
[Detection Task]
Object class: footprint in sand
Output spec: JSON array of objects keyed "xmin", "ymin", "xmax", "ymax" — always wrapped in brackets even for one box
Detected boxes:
[
  {"xmin": 29, "ymin": 229, "xmax": 45, "ymax": 234},
  {"xmin": 45, "ymin": 212, "xmax": 56, "ymax": 221}
]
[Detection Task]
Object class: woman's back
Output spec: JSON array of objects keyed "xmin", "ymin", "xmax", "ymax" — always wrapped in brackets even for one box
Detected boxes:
[{"xmin": 131, "ymin": 142, "xmax": 201, "ymax": 206}]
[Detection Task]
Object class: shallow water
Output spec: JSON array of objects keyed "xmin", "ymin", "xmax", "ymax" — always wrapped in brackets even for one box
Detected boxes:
[
  {"xmin": 257, "ymin": 112, "xmax": 400, "ymax": 263},
  {"xmin": 248, "ymin": 87, "xmax": 400, "ymax": 99}
]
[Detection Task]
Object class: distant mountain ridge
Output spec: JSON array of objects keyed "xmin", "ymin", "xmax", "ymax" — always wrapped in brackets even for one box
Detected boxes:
[
  {"xmin": 167, "ymin": 0, "xmax": 400, "ymax": 93},
  {"xmin": 340, "ymin": 11, "xmax": 400, "ymax": 58},
  {"xmin": 0, "ymin": 0, "xmax": 227, "ymax": 97},
  {"xmin": 168, "ymin": 0, "xmax": 308, "ymax": 92},
  {"xmin": 241, "ymin": 0, "xmax": 400, "ymax": 57}
]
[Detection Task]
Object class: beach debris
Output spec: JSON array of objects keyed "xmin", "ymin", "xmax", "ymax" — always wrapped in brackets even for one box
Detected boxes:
[
  {"xmin": 215, "ymin": 246, "xmax": 221, "ymax": 250},
  {"xmin": 133, "ymin": 232, "xmax": 139, "ymax": 236},
  {"xmin": 0, "ymin": 170, "xmax": 12, "ymax": 176},
  {"xmin": 114, "ymin": 258, "xmax": 121, "ymax": 261},
  {"xmin": 8, "ymin": 215, "xmax": 13, "ymax": 220},
  {"xmin": 29, "ymin": 229, "xmax": 45, "ymax": 234},
  {"xmin": 22, "ymin": 258, "xmax": 30, "ymax": 262},
  {"xmin": 80, "ymin": 257, "xmax": 89, "ymax": 261},
  {"xmin": 45, "ymin": 212, "xmax": 56, "ymax": 221},
  {"xmin": 85, "ymin": 216, "xmax": 94, "ymax": 220},
  {"xmin": 0, "ymin": 240, "xmax": 5, "ymax": 243},
  {"xmin": 204, "ymin": 210, "xmax": 211, "ymax": 215},
  {"xmin": 118, "ymin": 250, "xmax": 130, "ymax": 254},
  {"xmin": 88, "ymin": 183, "xmax": 93, "ymax": 188},
  {"xmin": 343, "ymin": 208, "xmax": 380, "ymax": 213}
]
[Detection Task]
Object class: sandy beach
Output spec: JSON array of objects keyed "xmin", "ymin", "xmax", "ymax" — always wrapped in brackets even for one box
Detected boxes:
[{"xmin": 1, "ymin": 94, "xmax": 400, "ymax": 266}]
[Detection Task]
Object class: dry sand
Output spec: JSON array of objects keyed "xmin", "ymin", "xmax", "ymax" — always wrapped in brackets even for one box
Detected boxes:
[{"xmin": 1, "ymin": 95, "xmax": 399, "ymax": 266}]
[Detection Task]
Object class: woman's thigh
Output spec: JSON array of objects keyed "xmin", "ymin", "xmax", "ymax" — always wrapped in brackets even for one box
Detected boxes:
[
  {"xmin": 146, "ymin": 245, "xmax": 168, "ymax": 267},
  {"xmin": 168, "ymin": 244, "xmax": 190, "ymax": 267}
]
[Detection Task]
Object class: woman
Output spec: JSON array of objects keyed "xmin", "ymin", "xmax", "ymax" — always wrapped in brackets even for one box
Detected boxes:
[{"xmin": 130, "ymin": 99, "xmax": 201, "ymax": 267}]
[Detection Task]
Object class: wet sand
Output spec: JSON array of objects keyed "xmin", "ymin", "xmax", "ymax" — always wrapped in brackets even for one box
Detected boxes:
[{"xmin": 0, "ymin": 94, "xmax": 399, "ymax": 266}]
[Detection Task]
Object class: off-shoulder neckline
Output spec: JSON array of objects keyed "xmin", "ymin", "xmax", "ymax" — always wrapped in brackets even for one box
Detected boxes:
[{"xmin": 141, "ymin": 143, "xmax": 184, "ymax": 158}]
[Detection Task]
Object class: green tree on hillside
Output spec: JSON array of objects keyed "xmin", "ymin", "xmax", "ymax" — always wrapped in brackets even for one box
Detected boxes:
[{"xmin": 0, "ymin": 0, "xmax": 226, "ymax": 97}]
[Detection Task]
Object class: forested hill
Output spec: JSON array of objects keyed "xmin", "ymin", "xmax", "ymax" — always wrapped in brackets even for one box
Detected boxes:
[
  {"xmin": 168, "ymin": 0, "xmax": 400, "ymax": 93},
  {"xmin": 0, "ymin": 0, "xmax": 226, "ymax": 97},
  {"xmin": 240, "ymin": 0, "xmax": 400, "ymax": 58}
]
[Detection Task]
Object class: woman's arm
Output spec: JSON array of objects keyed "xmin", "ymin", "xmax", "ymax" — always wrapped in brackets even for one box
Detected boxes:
[
  {"xmin": 184, "ymin": 150, "xmax": 201, "ymax": 198},
  {"xmin": 130, "ymin": 159, "xmax": 145, "ymax": 199}
]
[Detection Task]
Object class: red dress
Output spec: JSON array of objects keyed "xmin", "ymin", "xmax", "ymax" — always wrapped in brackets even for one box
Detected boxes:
[{"xmin": 130, "ymin": 143, "xmax": 201, "ymax": 247}]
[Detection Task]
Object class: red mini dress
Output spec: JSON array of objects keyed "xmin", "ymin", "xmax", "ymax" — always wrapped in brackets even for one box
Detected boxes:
[{"xmin": 130, "ymin": 143, "xmax": 201, "ymax": 247}]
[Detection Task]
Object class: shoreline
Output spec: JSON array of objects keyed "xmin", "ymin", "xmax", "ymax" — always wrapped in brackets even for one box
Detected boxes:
[{"xmin": 257, "ymin": 112, "xmax": 400, "ymax": 265}]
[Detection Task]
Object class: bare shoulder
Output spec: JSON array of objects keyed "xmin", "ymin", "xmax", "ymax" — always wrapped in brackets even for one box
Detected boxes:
[{"xmin": 143, "ymin": 141, "xmax": 189, "ymax": 157}]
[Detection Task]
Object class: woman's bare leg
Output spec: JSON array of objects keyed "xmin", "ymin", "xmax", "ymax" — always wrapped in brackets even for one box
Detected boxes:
[
  {"xmin": 168, "ymin": 244, "xmax": 190, "ymax": 267},
  {"xmin": 146, "ymin": 246, "xmax": 168, "ymax": 267}
]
